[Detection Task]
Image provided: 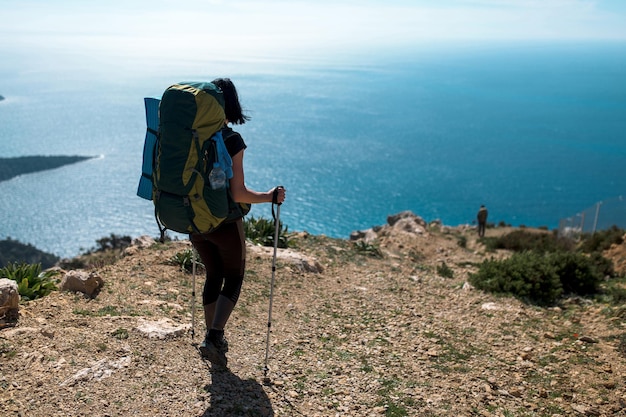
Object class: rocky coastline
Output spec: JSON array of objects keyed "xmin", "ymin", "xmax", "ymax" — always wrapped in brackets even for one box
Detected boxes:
[{"xmin": 0, "ymin": 155, "xmax": 95, "ymax": 183}]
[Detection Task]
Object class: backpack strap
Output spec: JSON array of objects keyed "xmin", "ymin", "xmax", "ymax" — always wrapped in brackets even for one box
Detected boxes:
[
  {"xmin": 154, "ymin": 190, "xmax": 203, "ymax": 242},
  {"xmin": 154, "ymin": 192, "xmax": 167, "ymax": 243}
]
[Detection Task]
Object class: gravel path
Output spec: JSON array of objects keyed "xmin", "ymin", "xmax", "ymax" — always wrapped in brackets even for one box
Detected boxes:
[{"xmin": 1, "ymin": 223, "xmax": 625, "ymax": 416}]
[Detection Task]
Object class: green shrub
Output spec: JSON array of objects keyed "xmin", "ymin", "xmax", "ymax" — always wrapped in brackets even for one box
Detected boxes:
[
  {"xmin": 587, "ymin": 252, "xmax": 616, "ymax": 278},
  {"xmin": 470, "ymin": 251, "xmax": 605, "ymax": 306},
  {"xmin": 482, "ymin": 230, "xmax": 573, "ymax": 254},
  {"xmin": 549, "ymin": 252, "xmax": 602, "ymax": 296},
  {"xmin": 600, "ymin": 279, "xmax": 626, "ymax": 305},
  {"xmin": 58, "ymin": 234, "xmax": 135, "ymax": 270},
  {"xmin": 436, "ymin": 262, "xmax": 454, "ymax": 278},
  {"xmin": 111, "ymin": 328, "xmax": 129, "ymax": 340},
  {"xmin": 169, "ymin": 249, "xmax": 203, "ymax": 273},
  {"xmin": 0, "ymin": 262, "xmax": 59, "ymax": 301},
  {"xmin": 353, "ymin": 240, "xmax": 383, "ymax": 258},
  {"xmin": 579, "ymin": 226, "xmax": 625, "ymax": 253},
  {"xmin": 92, "ymin": 234, "xmax": 133, "ymax": 252},
  {"xmin": 470, "ymin": 251, "xmax": 562, "ymax": 306},
  {"xmin": 243, "ymin": 215, "xmax": 289, "ymax": 248}
]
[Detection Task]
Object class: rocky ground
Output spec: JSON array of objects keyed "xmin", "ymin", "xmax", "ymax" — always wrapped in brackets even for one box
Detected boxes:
[{"xmin": 1, "ymin": 214, "xmax": 626, "ymax": 417}]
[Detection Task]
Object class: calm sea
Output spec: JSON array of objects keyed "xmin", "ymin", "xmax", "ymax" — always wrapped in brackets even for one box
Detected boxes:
[{"xmin": 1, "ymin": 42, "xmax": 625, "ymax": 258}]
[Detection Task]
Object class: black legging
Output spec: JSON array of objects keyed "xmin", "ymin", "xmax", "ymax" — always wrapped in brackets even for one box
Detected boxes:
[{"xmin": 191, "ymin": 219, "xmax": 246, "ymax": 305}]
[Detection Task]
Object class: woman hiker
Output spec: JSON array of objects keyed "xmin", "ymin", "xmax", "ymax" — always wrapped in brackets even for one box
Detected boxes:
[{"xmin": 191, "ymin": 78, "xmax": 286, "ymax": 366}]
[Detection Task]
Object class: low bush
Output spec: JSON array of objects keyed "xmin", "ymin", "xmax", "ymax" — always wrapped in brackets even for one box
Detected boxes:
[
  {"xmin": 437, "ymin": 262, "xmax": 454, "ymax": 278},
  {"xmin": 578, "ymin": 226, "xmax": 625, "ymax": 253},
  {"xmin": 92, "ymin": 234, "xmax": 133, "ymax": 252},
  {"xmin": 549, "ymin": 251, "xmax": 602, "ymax": 296},
  {"xmin": 0, "ymin": 262, "xmax": 60, "ymax": 301},
  {"xmin": 482, "ymin": 230, "xmax": 574, "ymax": 254},
  {"xmin": 59, "ymin": 234, "xmax": 134, "ymax": 270},
  {"xmin": 243, "ymin": 216, "xmax": 289, "ymax": 248},
  {"xmin": 469, "ymin": 251, "xmax": 603, "ymax": 306},
  {"xmin": 353, "ymin": 240, "xmax": 384, "ymax": 258},
  {"xmin": 598, "ymin": 278, "xmax": 626, "ymax": 305},
  {"xmin": 169, "ymin": 249, "xmax": 203, "ymax": 273},
  {"xmin": 469, "ymin": 251, "xmax": 562, "ymax": 306}
]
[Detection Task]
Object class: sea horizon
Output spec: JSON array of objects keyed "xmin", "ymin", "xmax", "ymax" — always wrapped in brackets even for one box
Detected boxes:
[{"xmin": 1, "ymin": 42, "xmax": 625, "ymax": 258}]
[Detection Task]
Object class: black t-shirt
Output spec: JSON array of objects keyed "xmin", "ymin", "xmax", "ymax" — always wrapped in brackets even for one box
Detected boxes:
[
  {"xmin": 221, "ymin": 125, "xmax": 247, "ymax": 158},
  {"xmin": 220, "ymin": 125, "xmax": 250, "ymax": 222}
]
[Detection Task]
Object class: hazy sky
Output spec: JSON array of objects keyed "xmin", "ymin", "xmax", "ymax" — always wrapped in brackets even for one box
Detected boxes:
[{"xmin": 2, "ymin": 0, "xmax": 626, "ymax": 67}]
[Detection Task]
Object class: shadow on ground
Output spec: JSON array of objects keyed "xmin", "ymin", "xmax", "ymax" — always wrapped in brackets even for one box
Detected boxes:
[{"xmin": 201, "ymin": 364, "xmax": 274, "ymax": 417}]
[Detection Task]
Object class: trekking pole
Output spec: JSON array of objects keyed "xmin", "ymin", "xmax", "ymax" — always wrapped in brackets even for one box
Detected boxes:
[
  {"xmin": 191, "ymin": 247, "xmax": 197, "ymax": 341},
  {"xmin": 263, "ymin": 186, "xmax": 283, "ymax": 384}
]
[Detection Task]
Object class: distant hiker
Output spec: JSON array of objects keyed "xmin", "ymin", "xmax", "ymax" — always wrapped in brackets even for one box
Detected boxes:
[
  {"xmin": 477, "ymin": 205, "xmax": 488, "ymax": 238},
  {"xmin": 192, "ymin": 78, "xmax": 286, "ymax": 366}
]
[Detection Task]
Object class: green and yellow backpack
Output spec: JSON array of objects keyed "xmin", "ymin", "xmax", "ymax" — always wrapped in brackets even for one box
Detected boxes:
[{"xmin": 137, "ymin": 82, "xmax": 249, "ymax": 241}]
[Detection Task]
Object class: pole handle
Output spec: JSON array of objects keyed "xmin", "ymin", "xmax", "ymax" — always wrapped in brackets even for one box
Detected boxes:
[{"xmin": 272, "ymin": 186, "xmax": 284, "ymax": 205}]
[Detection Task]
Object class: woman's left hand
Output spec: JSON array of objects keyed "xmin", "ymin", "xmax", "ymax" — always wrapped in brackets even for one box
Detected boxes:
[{"xmin": 272, "ymin": 186, "xmax": 286, "ymax": 204}]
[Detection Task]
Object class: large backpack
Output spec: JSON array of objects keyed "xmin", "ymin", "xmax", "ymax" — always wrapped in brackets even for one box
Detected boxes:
[{"xmin": 137, "ymin": 82, "xmax": 249, "ymax": 241}]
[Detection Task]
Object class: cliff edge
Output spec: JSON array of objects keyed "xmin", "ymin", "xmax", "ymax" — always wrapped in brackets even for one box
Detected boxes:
[{"xmin": 1, "ymin": 214, "xmax": 625, "ymax": 416}]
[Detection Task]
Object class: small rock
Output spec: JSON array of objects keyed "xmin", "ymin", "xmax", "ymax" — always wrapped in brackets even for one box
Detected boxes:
[
  {"xmin": 578, "ymin": 335, "xmax": 599, "ymax": 344},
  {"xmin": 40, "ymin": 329, "xmax": 55, "ymax": 339},
  {"xmin": 602, "ymin": 381, "xmax": 616, "ymax": 389}
]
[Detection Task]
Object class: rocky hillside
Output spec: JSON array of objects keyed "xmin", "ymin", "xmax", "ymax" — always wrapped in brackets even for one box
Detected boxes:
[{"xmin": 1, "ymin": 213, "xmax": 626, "ymax": 417}]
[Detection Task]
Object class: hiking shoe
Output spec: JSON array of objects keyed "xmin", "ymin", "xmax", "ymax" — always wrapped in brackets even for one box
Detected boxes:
[
  {"xmin": 199, "ymin": 338, "xmax": 228, "ymax": 366},
  {"xmin": 210, "ymin": 332, "xmax": 229, "ymax": 353},
  {"xmin": 199, "ymin": 330, "xmax": 228, "ymax": 366}
]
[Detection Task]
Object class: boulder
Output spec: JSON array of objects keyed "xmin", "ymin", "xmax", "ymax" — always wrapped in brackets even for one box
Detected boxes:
[
  {"xmin": 0, "ymin": 278, "xmax": 20, "ymax": 323},
  {"xmin": 390, "ymin": 217, "xmax": 426, "ymax": 235},
  {"xmin": 349, "ymin": 228, "xmax": 378, "ymax": 243},
  {"xmin": 59, "ymin": 270, "xmax": 104, "ymax": 297},
  {"xmin": 351, "ymin": 211, "xmax": 428, "ymax": 244},
  {"xmin": 123, "ymin": 235, "xmax": 157, "ymax": 257},
  {"xmin": 387, "ymin": 211, "xmax": 426, "ymax": 227},
  {"xmin": 131, "ymin": 235, "xmax": 156, "ymax": 249}
]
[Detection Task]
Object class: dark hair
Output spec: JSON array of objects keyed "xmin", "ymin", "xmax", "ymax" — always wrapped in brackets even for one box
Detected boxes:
[{"xmin": 212, "ymin": 78, "xmax": 250, "ymax": 125}]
